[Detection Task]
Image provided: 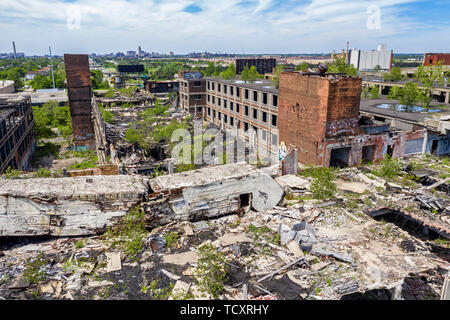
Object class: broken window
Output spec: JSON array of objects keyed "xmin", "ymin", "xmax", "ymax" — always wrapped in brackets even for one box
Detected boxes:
[
  {"xmin": 244, "ymin": 122, "xmax": 249, "ymax": 132},
  {"xmin": 218, "ymin": 112, "xmax": 221, "ymax": 120},
  {"xmin": 273, "ymin": 94, "xmax": 278, "ymax": 107},
  {"xmin": 236, "ymin": 104, "xmax": 240, "ymax": 113},
  {"xmin": 230, "ymin": 102, "xmax": 234, "ymax": 111},
  {"xmin": 195, "ymin": 94, "xmax": 202, "ymax": 100},
  {"xmin": 236, "ymin": 88, "xmax": 240, "ymax": 97},
  {"xmin": 230, "ymin": 86, "xmax": 234, "ymax": 95},
  {"xmin": 263, "ymin": 92, "xmax": 268, "ymax": 104},
  {"xmin": 253, "ymin": 91, "xmax": 258, "ymax": 102},
  {"xmin": 224, "ymin": 85, "xmax": 227, "ymax": 94},
  {"xmin": 253, "ymin": 108, "xmax": 258, "ymax": 120},
  {"xmin": 245, "ymin": 89, "xmax": 249, "ymax": 100},
  {"xmin": 230, "ymin": 117, "xmax": 234, "ymax": 126},
  {"xmin": 212, "ymin": 83, "xmax": 215, "ymax": 90},
  {"xmin": 208, "ymin": 107, "xmax": 211, "ymax": 116},
  {"xmin": 212, "ymin": 96, "xmax": 215, "ymax": 104},
  {"xmin": 224, "ymin": 114, "xmax": 228, "ymax": 123},
  {"xmin": 245, "ymin": 106, "xmax": 249, "ymax": 117},
  {"xmin": 224, "ymin": 100, "xmax": 227, "ymax": 108},
  {"xmin": 207, "ymin": 95, "xmax": 210, "ymax": 102},
  {"xmin": 218, "ymin": 84, "xmax": 221, "ymax": 92},
  {"xmin": 271, "ymin": 114, "xmax": 277, "ymax": 127},
  {"xmin": 194, "ymin": 81, "xmax": 201, "ymax": 87},
  {"xmin": 262, "ymin": 111, "xmax": 267, "ymax": 123},
  {"xmin": 207, "ymin": 82, "xmax": 210, "ymax": 90},
  {"xmin": 218, "ymin": 98, "xmax": 221, "ymax": 106}
]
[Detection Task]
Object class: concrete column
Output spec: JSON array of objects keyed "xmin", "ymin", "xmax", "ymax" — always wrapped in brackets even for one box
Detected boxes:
[
  {"xmin": 422, "ymin": 131, "xmax": 429, "ymax": 154},
  {"xmin": 445, "ymin": 92, "xmax": 450, "ymax": 104},
  {"xmin": 379, "ymin": 85, "xmax": 383, "ymax": 95}
]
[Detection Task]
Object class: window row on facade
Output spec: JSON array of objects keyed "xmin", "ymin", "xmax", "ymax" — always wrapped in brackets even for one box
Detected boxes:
[{"xmin": 207, "ymin": 81, "xmax": 278, "ymax": 107}]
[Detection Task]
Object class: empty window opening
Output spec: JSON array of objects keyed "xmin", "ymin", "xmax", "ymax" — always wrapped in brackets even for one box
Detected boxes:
[
  {"xmin": 239, "ymin": 193, "xmax": 252, "ymax": 214},
  {"xmin": 330, "ymin": 147, "xmax": 351, "ymax": 168},
  {"xmin": 362, "ymin": 145, "xmax": 375, "ymax": 163}
]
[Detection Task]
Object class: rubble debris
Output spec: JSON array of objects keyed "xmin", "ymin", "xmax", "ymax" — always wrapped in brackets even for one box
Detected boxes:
[
  {"xmin": 441, "ymin": 272, "xmax": 450, "ymax": 300},
  {"xmin": 162, "ymin": 251, "xmax": 198, "ymax": 266}
]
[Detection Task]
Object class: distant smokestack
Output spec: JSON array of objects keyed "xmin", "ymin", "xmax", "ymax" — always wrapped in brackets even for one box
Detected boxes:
[{"xmin": 12, "ymin": 41, "xmax": 17, "ymax": 59}]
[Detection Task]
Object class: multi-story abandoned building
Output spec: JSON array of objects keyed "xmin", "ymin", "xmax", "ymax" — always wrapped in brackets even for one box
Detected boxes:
[
  {"xmin": 0, "ymin": 95, "xmax": 36, "ymax": 173},
  {"xmin": 181, "ymin": 69, "xmax": 450, "ymax": 167},
  {"xmin": 204, "ymin": 77, "xmax": 280, "ymax": 159},
  {"xmin": 236, "ymin": 58, "xmax": 277, "ymax": 75},
  {"xmin": 178, "ymin": 71, "xmax": 206, "ymax": 117}
]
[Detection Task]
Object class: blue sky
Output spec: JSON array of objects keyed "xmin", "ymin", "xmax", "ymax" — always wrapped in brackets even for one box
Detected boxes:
[{"xmin": 0, "ymin": 0, "xmax": 449, "ymax": 55}]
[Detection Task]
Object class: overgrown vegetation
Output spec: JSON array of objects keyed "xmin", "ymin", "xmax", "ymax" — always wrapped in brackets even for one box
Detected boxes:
[
  {"xmin": 300, "ymin": 166, "xmax": 337, "ymax": 200},
  {"xmin": 103, "ymin": 206, "xmax": 147, "ymax": 259},
  {"xmin": 33, "ymin": 101, "xmax": 72, "ymax": 140},
  {"xmin": 23, "ymin": 252, "xmax": 49, "ymax": 285},
  {"xmin": 194, "ymin": 244, "xmax": 229, "ymax": 299},
  {"xmin": 372, "ymin": 155, "xmax": 402, "ymax": 179}
]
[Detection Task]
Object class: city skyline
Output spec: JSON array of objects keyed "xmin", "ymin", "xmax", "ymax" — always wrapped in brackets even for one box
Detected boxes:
[{"xmin": 0, "ymin": 0, "xmax": 450, "ymax": 56}]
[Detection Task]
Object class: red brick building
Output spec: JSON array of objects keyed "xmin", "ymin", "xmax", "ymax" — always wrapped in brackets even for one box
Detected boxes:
[{"xmin": 423, "ymin": 53, "xmax": 450, "ymax": 66}]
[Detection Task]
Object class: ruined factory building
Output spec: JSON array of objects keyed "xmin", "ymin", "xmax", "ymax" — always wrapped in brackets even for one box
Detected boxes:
[{"xmin": 0, "ymin": 163, "xmax": 283, "ymax": 237}]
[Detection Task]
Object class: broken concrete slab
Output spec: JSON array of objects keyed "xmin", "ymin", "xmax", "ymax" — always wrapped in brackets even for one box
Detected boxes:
[
  {"xmin": 0, "ymin": 175, "xmax": 148, "ymax": 237},
  {"xmin": 162, "ymin": 251, "xmax": 198, "ymax": 266},
  {"xmin": 335, "ymin": 180, "xmax": 370, "ymax": 194},
  {"xmin": 218, "ymin": 234, "xmax": 253, "ymax": 247},
  {"xmin": 275, "ymin": 175, "xmax": 310, "ymax": 190},
  {"xmin": 1, "ymin": 163, "xmax": 284, "ymax": 237},
  {"xmin": 286, "ymin": 240, "xmax": 304, "ymax": 258},
  {"xmin": 149, "ymin": 163, "xmax": 284, "ymax": 216}
]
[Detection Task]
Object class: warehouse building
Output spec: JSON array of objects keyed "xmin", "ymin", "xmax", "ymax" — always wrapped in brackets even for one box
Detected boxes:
[
  {"xmin": 0, "ymin": 95, "xmax": 36, "ymax": 173},
  {"xmin": 348, "ymin": 44, "xmax": 393, "ymax": 71}
]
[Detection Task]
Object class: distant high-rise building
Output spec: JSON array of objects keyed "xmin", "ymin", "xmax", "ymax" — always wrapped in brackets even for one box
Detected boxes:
[
  {"xmin": 138, "ymin": 46, "xmax": 142, "ymax": 58},
  {"xmin": 126, "ymin": 51, "xmax": 137, "ymax": 58}
]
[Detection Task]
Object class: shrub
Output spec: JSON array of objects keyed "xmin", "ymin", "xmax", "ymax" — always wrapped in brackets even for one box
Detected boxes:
[
  {"xmin": 379, "ymin": 154, "xmax": 402, "ymax": 179},
  {"xmin": 301, "ymin": 166, "xmax": 337, "ymax": 200},
  {"xmin": 194, "ymin": 244, "xmax": 229, "ymax": 298}
]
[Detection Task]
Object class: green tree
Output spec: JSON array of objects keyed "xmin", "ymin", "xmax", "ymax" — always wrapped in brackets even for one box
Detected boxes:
[
  {"xmin": 248, "ymin": 65, "xmax": 258, "ymax": 82},
  {"xmin": 398, "ymin": 82, "xmax": 420, "ymax": 106},
  {"xmin": 296, "ymin": 62, "xmax": 309, "ymax": 71},
  {"xmin": 370, "ymin": 86, "xmax": 380, "ymax": 99},
  {"xmin": 241, "ymin": 64, "xmax": 249, "ymax": 83},
  {"xmin": 220, "ymin": 64, "xmax": 236, "ymax": 80},
  {"xmin": 390, "ymin": 67, "xmax": 402, "ymax": 81},
  {"xmin": 415, "ymin": 61, "xmax": 445, "ymax": 107},
  {"xmin": 327, "ymin": 57, "xmax": 357, "ymax": 76}
]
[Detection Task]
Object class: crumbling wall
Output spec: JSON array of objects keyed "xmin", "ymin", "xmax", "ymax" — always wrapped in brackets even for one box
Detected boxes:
[
  {"xmin": 0, "ymin": 164, "xmax": 284, "ymax": 237},
  {"xmin": 64, "ymin": 54, "xmax": 96, "ymax": 151},
  {"xmin": 278, "ymin": 73, "xmax": 362, "ymax": 166},
  {"xmin": 0, "ymin": 175, "xmax": 148, "ymax": 236}
]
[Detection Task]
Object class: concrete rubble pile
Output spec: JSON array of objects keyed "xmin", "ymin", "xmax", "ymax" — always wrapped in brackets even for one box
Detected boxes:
[{"xmin": 0, "ymin": 155, "xmax": 449, "ymax": 300}]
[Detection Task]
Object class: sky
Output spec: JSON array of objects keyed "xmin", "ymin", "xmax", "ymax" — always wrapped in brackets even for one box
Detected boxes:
[{"xmin": 0, "ymin": 0, "xmax": 449, "ymax": 56}]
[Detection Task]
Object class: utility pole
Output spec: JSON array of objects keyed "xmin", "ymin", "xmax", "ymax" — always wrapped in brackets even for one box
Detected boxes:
[{"xmin": 49, "ymin": 46, "xmax": 56, "ymax": 89}]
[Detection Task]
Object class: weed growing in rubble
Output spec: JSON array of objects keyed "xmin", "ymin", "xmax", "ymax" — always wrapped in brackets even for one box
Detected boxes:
[
  {"xmin": 171, "ymin": 288, "xmax": 195, "ymax": 300},
  {"xmin": 3, "ymin": 166, "xmax": 21, "ymax": 179},
  {"xmin": 194, "ymin": 244, "xmax": 229, "ymax": 299},
  {"xmin": 104, "ymin": 206, "xmax": 147, "ymax": 259},
  {"xmin": 33, "ymin": 168, "xmax": 52, "ymax": 178},
  {"xmin": 375, "ymin": 155, "xmax": 402, "ymax": 179},
  {"xmin": 23, "ymin": 252, "xmax": 49, "ymax": 285},
  {"xmin": 301, "ymin": 167, "xmax": 337, "ymax": 200},
  {"xmin": 247, "ymin": 225, "xmax": 279, "ymax": 245},
  {"xmin": 164, "ymin": 232, "xmax": 179, "ymax": 248}
]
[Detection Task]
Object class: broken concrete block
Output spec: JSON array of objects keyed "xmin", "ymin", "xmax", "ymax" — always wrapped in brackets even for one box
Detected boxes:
[
  {"xmin": 218, "ymin": 234, "xmax": 252, "ymax": 246},
  {"xmin": 275, "ymin": 175, "xmax": 310, "ymax": 190},
  {"xmin": 162, "ymin": 251, "xmax": 198, "ymax": 266},
  {"xmin": 0, "ymin": 175, "xmax": 148, "ymax": 237},
  {"xmin": 105, "ymin": 252, "xmax": 122, "ymax": 272},
  {"xmin": 335, "ymin": 180, "xmax": 370, "ymax": 194},
  {"xmin": 286, "ymin": 240, "xmax": 304, "ymax": 258}
]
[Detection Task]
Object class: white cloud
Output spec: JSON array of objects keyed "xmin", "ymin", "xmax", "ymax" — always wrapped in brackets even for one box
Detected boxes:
[{"xmin": 0, "ymin": 0, "xmax": 448, "ymax": 55}]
